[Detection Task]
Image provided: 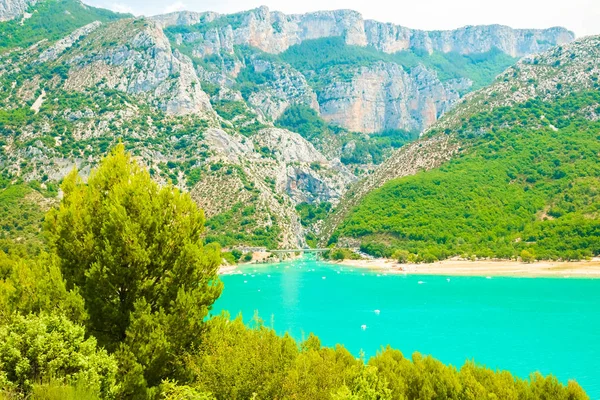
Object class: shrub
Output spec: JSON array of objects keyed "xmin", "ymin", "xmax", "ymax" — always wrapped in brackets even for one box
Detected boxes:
[{"xmin": 0, "ymin": 314, "xmax": 117, "ymax": 398}]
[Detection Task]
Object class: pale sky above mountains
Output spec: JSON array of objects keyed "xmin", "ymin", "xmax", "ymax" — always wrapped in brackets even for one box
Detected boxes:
[{"xmin": 83, "ymin": 0, "xmax": 600, "ymax": 37}]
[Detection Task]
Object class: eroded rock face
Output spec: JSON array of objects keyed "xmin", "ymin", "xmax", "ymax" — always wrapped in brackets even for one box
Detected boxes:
[
  {"xmin": 154, "ymin": 7, "xmax": 367, "ymax": 57},
  {"xmin": 364, "ymin": 23, "xmax": 574, "ymax": 57},
  {"xmin": 61, "ymin": 20, "xmax": 215, "ymax": 118},
  {"xmin": 153, "ymin": 7, "xmax": 573, "ymax": 134},
  {"xmin": 247, "ymin": 59, "xmax": 319, "ymax": 121},
  {"xmin": 0, "ymin": 0, "xmax": 36, "ymax": 22},
  {"xmin": 192, "ymin": 127, "xmax": 355, "ymax": 247},
  {"xmin": 318, "ymin": 62, "xmax": 470, "ymax": 133},
  {"xmin": 154, "ymin": 7, "xmax": 574, "ymax": 57},
  {"xmin": 39, "ymin": 21, "xmax": 102, "ymax": 63}
]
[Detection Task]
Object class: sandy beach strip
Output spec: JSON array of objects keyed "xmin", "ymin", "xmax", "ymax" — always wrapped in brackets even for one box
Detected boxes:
[{"xmin": 335, "ymin": 258, "xmax": 600, "ymax": 278}]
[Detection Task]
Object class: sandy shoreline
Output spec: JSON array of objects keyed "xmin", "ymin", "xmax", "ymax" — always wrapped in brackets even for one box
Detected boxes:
[
  {"xmin": 335, "ymin": 258, "xmax": 600, "ymax": 278},
  {"xmin": 219, "ymin": 257, "xmax": 600, "ymax": 278}
]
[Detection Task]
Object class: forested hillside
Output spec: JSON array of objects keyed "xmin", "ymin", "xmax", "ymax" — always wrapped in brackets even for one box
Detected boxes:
[
  {"xmin": 0, "ymin": 146, "xmax": 589, "ymax": 399},
  {"xmin": 0, "ymin": 0, "xmax": 573, "ymax": 248},
  {"xmin": 329, "ymin": 36, "xmax": 600, "ymax": 261}
]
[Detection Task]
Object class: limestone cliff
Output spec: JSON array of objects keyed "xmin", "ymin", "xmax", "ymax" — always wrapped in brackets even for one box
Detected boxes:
[
  {"xmin": 0, "ymin": 0, "xmax": 35, "ymax": 22},
  {"xmin": 154, "ymin": 7, "xmax": 573, "ymax": 134},
  {"xmin": 318, "ymin": 62, "xmax": 470, "ymax": 133},
  {"xmin": 0, "ymin": 1, "xmax": 579, "ymax": 248},
  {"xmin": 364, "ymin": 23, "xmax": 574, "ymax": 57},
  {"xmin": 322, "ymin": 34, "xmax": 600, "ymax": 245},
  {"xmin": 153, "ymin": 7, "xmax": 574, "ymax": 57}
]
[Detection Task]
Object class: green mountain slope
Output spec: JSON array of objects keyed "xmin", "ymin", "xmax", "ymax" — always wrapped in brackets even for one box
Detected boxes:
[
  {"xmin": 329, "ymin": 36, "xmax": 600, "ymax": 261},
  {"xmin": 0, "ymin": 0, "xmax": 129, "ymax": 51},
  {"xmin": 279, "ymin": 36, "xmax": 519, "ymax": 91}
]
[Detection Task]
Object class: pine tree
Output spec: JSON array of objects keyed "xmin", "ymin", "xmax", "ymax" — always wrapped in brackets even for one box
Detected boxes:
[{"xmin": 45, "ymin": 144, "xmax": 222, "ymax": 393}]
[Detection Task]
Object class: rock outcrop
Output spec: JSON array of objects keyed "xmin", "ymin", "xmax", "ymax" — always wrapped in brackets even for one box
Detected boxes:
[
  {"xmin": 154, "ymin": 7, "xmax": 574, "ymax": 134},
  {"xmin": 39, "ymin": 21, "xmax": 102, "ymax": 63},
  {"xmin": 0, "ymin": 0, "xmax": 36, "ymax": 22},
  {"xmin": 318, "ymin": 62, "xmax": 470, "ymax": 133},
  {"xmin": 60, "ymin": 19, "xmax": 215, "ymax": 118},
  {"xmin": 246, "ymin": 59, "xmax": 319, "ymax": 121},
  {"xmin": 192, "ymin": 127, "xmax": 355, "ymax": 247},
  {"xmin": 364, "ymin": 23, "xmax": 575, "ymax": 57}
]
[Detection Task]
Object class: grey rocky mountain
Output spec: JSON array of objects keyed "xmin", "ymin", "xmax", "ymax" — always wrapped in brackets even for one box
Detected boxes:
[
  {"xmin": 152, "ymin": 6, "xmax": 573, "ymax": 57},
  {"xmin": 0, "ymin": 0, "xmax": 575, "ymax": 247},
  {"xmin": 0, "ymin": 0, "xmax": 36, "ymax": 21}
]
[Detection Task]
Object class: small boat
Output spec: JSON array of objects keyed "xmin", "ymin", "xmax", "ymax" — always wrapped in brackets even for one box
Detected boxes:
[
  {"xmin": 361, "ymin": 324, "xmax": 367, "ymax": 330},
  {"xmin": 374, "ymin": 310, "xmax": 381, "ymax": 315}
]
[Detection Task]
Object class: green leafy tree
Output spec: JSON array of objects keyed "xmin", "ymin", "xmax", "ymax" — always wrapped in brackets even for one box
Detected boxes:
[
  {"xmin": 392, "ymin": 250, "xmax": 410, "ymax": 264},
  {"xmin": 0, "ymin": 313, "xmax": 117, "ymax": 398},
  {"xmin": 0, "ymin": 252, "xmax": 86, "ymax": 324},
  {"xmin": 44, "ymin": 145, "xmax": 223, "ymax": 394},
  {"xmin": 520, "ymin": 250, "xmax": 536, "ymax": 263},
  {"xmin": 332, "ymin": 366, "xmax": 392, "ymax": 400}
]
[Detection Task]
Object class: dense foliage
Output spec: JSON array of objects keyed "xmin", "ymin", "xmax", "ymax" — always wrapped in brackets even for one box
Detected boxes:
[
  {"xmin": 275, "ymin": 104, "xmax": 334, "ymax": 140},
  {"xmin": 296, "ymin": 202, "xmax": 333, "ymax": 227},
  {"xmin": 44, "ymin": 145, "xmax": 222, "ymax": 395},
  {"xmin": 0, "ymin": 0, "xmax": 127, "ymax": 51},
  {"xmin": 335, "ymin": 91, "xmax": 600, "ymax": 261},
  {"xmin": 0, "ymin": 183, "xmax": 52, "ymax": 256},
  {"xmin": 0, "ymin": 314, "xmax": 117, "ymax": 397},
  {"xmin": 0, "ymin": 147, "xmax": 590, "ymax": 399},
  {"xmin": 186, "ymin": 315, "xmax": 587, "ymax": 400}
]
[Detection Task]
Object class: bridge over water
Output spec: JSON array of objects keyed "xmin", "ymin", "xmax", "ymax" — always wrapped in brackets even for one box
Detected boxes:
[{"xmin": 268, "ymin": 248, "xmax": 331, "ymax": 253}]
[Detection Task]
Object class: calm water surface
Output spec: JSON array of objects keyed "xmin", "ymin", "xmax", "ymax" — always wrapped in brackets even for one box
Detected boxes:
[{"xmin": 212, "ymin": 257, "xmax": 600, "ymax": 398}]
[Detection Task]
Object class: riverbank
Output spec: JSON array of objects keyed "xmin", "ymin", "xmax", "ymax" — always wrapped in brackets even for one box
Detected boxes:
[{"xmin": 335, "ymin": 257, "xmax": 600, "ymax": 278}]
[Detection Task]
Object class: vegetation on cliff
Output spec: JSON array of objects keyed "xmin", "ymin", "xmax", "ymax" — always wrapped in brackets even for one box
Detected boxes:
[
  {"xmin": 279, "ymin": 36, "xmax": 518, "ymax": 91},
  {"xmin": 0, "ymin": 0, "xmax": 127, "ymax": 51}
]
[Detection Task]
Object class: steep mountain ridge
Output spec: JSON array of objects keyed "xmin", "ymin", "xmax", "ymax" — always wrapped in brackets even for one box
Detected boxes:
[
  {"xmin": 325, "ymin": 35, "xmax": 600, "ymax": 259},
  {"xmin": 0, "ymin": 0, "xmax": 577, "ymax": 248},
  {"xmin": 155, "ymin": 6, "xmax": 573, "ymax": 134},
  {"xmin": 152, "ymin": 6, "xmax": 574, "ymax": 57}
]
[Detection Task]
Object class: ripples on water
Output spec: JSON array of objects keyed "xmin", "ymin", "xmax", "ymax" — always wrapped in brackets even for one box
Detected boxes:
[{"xmin": 213, "ymin": 257, "xmax": 600, "ymax": 398}]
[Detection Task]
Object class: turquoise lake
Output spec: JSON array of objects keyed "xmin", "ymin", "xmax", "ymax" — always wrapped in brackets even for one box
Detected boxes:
[{"xmin": 212, "ymin": 257, "xmax": 600, "ymax": 398}]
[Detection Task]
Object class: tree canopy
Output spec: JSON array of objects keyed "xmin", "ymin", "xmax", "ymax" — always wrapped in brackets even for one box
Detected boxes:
[{"xmin": 44, "ymin": 145, "xmax": 223, "ymax": 394}]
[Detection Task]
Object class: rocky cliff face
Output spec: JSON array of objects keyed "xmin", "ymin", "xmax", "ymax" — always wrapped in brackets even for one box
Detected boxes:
[
  {"xmin": 318, "ymin": 62, "xmax": 470, "ymax": 133},
  {"xmin": 153, "ymin": 7, "xmax": 368, "ymax": 56},
  {"xmin": 154, "ymin": 7, "xmax": 574, "ymax": 57},
  {"xmin": 190, "ymin": 126, "xmax": 354, "ymax": 247},
  {"xmin": 61, "ymin": 19, "xmax": 215, "ymax": 117},
  {"xmin": 155, "ymin": 7, "xmax": 573, "ymax": 134},
  {"xmin": 364, "ymin": 23, "xmax": 574, "ymax": 57},
  {"xmin": 246, "ymin": 58, "xmax": 319, "ymax": 121},
  {"xmin": 434, "ymin": 35, "xmax": 600, "ymax": 133},
  {"xmin": 0, "ymin": 0, "xmax": 35, "ymax": 21},
  {"xmin": 0, "ymin": 5, "xmax": 356, "ymax": 248}
]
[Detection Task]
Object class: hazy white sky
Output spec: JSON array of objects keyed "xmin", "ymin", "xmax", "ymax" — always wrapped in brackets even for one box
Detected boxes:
[{"xmin": 83, "ymin": 0, "xmax": 600, "ymax": 37}]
